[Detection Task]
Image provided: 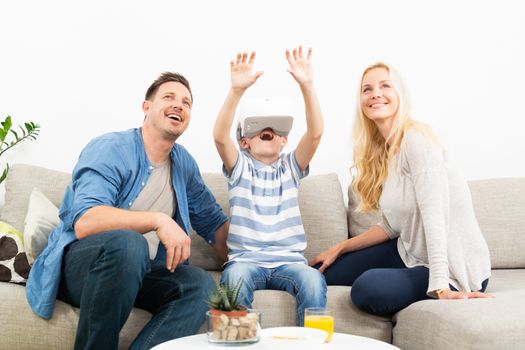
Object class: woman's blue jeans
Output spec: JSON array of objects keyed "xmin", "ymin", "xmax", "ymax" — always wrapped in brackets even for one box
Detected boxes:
[
  {"xmin": 57, "ymin": 230, "xmax": 215, "ymax": 350},
  {"xmin": 318, "ymin": 238, "xmax": 489, "ymax": 316},
  {"xmin": 220, "ymin": 261, "xmax": 327, "ymax": 326}
]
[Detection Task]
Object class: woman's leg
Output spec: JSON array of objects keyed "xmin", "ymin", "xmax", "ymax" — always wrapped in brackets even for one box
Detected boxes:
[
  {"xmin": 320, "ymin": 238, "xmax": 405, "ymax": 285},
  {"xmin": 351, "ymin": 269, "xmax": 490, "ymax": 316},
  {"xmin": 351, "ymin": 265, "xmax": 430, "ymax": 316}
]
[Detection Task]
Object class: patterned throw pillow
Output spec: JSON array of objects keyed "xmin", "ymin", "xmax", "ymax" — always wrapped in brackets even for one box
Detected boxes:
[{"xmin": 0, "ymin": 221, "xmax": 30, "ymax": 283}]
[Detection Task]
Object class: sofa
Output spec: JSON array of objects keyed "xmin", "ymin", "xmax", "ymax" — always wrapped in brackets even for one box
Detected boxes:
[{"xmin": 0, "ymin": 164, "xmax": 524, "ymax": 349}]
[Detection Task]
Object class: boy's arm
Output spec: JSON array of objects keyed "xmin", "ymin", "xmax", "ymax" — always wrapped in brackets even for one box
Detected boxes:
[
  {"xmin": 214, "ymin": 52, "xmax": 263, "ymax": 175},
  {"xmin": 285, "ymin": 46, "xmax": 324, "ymax": 173}
]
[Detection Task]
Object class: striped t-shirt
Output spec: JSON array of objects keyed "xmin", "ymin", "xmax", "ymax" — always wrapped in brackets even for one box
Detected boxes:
[{"xmin": 224, "ymin": 150, "xmax": 308, "ymax": 268}]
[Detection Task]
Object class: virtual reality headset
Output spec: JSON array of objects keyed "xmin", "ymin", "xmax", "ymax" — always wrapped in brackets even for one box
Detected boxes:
[{"xmin": 236, "ymin": 115, "xmax": 294, "ymax": 141}]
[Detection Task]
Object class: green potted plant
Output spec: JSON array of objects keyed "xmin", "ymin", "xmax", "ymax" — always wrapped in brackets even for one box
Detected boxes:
[
  {"xmin": 208, "ymin": 278, "xmax": 247, "ymax": 317},
  {"xmin": 0, "ymin": 115, "xmax": 40, "ymax": 184},
  {"xmin": 207, "ymin": 279, "xmax": 260, "ymax": 343}
]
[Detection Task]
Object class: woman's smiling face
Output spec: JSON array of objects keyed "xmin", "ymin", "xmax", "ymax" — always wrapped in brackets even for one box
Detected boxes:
[{"xmin": 360, "ymin": 67, "xmax": 399, "ymax": 124}]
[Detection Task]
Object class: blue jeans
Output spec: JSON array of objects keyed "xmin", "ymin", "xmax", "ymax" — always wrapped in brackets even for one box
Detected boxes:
[
  {"xmin": 220, "ymin": 262, "xmax": 327, "ymax": 326},
  {"xmin": 57, "ymin": 230, "xmax": 215, "ymax": 350},
  {"xmin": 319, "ymin": 239, "xmax": 489, "ymax": 316}
]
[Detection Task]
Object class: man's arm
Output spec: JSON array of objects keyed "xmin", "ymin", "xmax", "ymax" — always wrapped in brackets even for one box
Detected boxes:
[
  {"xmin": 214, "ymin": 51, "xmax": 263, "ymax": 174},
  {"xmin": 285, "ymin": 46, "xmax": 324, "ymax": 173},
  {"xmin": 75, "ymin": 206, "xmax": 190, "ymax": 272}
]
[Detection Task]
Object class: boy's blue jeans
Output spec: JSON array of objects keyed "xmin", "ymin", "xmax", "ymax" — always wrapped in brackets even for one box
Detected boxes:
[
  {"xmin": 57, "ymin": 230, "xmax": 215, "ymax": 350},
  {"xmin": 220, "ymin": 261, "xmax": 327, "ymax": 326}
]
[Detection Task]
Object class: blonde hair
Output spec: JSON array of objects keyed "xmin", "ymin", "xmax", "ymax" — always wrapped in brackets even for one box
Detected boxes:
[{"xmin": 352, "ymin": 62, "xmax": 433, "ymax": 212}]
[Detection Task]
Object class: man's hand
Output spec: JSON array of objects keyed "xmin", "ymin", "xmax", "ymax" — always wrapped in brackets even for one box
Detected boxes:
[
  {"xmin": 154, "ymin": 213, "xmax": 191, "ymax": 272},
  {"xmin": 285, "ymin": 46, "xmax": 314, "ymax": 87},
  {"xmin": 230, "ymin": 51, "xmax": 263, "ymax": 91}
]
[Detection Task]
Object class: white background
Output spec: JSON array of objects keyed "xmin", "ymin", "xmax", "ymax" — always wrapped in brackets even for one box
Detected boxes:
[{"xmin": 1, "ymin": 0, "xmax": 524, "ymax": 205}]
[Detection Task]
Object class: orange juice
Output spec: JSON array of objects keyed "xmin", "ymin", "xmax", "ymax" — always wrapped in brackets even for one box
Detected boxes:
[{"xmin": 304, "ymin": 315, "xmax": 334, "ymax": 342}]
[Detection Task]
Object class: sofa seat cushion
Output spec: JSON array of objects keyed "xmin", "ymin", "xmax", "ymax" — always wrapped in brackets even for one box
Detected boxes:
[
  {"xmin": 0, "ymin": 282, "xmax": 151, "ymax": 350},
  {"xmin": 206, "ymin": 271, "xmax": 392, "ymax": 343},
  {"xmin": 392, "ymin": 269, "xmax": 525, "ymax": 350},
  {"xmin": 327, "ymin": 286, "xmax": 392, "ymax": 343},
  {"xmin": 250, "ymin": 286, "xmax": 392, "ymax": 343}
]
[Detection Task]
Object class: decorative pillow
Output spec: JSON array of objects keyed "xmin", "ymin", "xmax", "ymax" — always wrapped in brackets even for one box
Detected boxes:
[
  {"xmin": 0, "ymin": 221, "xmax": 30, "ymax": 283},
  {"xmin": 23, "ymin": 188, "xmax": 60, "ymax": 264}
]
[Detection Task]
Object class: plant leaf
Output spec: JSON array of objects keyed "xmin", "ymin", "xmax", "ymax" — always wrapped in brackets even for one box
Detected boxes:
[{"xmin": 0, "ymin": 164, "xmax": 9, "ymax": 184}]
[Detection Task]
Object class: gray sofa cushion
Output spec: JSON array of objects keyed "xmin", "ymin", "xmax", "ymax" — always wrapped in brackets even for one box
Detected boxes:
[
  {"xmin": 469, "ymin": 178, "xmax": 525, "ymax": 268},
  {"xmin": 393, "ymin": 269, "xmax": 525, "ymax": 350},
  {"xmin": 0, "ymin": 282, "xmax": 150, "ymax": 350},
  {"xmin": 346, "ymin": 177, "xmax": 525, "ymax": 269},
  {"xmin": 206, "ymin": 271, "xmax": 393, "ymax": 343},
  {"xmin": 347, "ymin": 185, "xmax": 381, "ymax": 237},
  {"xmin": 0, "ymin": 164, "xmax": 71, "ymax": 233}
]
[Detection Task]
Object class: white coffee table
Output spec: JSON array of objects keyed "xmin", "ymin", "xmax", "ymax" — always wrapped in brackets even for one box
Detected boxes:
[{"xmin": 151, "ymin": 328, "xmax": 400, "ymax": 349}]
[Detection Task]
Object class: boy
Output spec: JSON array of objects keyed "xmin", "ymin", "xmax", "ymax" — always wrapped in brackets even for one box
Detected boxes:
[{"xmin": 213, "ymin": 47, "xmax": 326, "ymax": 325}]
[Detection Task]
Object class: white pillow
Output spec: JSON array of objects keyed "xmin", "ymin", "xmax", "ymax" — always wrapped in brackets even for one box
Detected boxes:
[{"xmin": 23, "ymin": 189, "xmax": 60, "ymax": 264}]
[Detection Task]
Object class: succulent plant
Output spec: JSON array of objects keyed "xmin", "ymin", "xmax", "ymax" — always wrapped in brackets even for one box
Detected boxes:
[{"xmin": 208, "ymin": 278, "xmax": 245, "ymax": 311}]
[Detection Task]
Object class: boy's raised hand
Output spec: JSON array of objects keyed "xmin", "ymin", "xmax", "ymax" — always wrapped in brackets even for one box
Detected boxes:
[
  {"xmin": 231, "ymin": 51, "xmax": 264, "ymax": 91},
  {"xmin": 285, "ymin": 46, "xmax": 314, "ymax": 86}
]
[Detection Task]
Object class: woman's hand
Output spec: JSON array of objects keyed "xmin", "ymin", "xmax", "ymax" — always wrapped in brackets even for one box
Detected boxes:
[
  {"xmin": 230, "ymin": 51, "xmax": 263, "ymax": 91},
  {"xmin": 436, "ymin": 288, "xmax": 494, "ymax": 300},
  {"xmin": 308, "ymin": 243, "xmax": 343, "ymax": 273}
]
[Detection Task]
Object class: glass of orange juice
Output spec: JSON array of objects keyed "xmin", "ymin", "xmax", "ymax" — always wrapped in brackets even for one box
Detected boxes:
[{"xmin": 304, "ymin": 307, "xmax": 334, "ymax": 342}]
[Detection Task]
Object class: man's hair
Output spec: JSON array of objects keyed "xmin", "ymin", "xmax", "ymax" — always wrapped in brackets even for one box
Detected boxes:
[{"xmin": 145, "ymin": 72, "xmax": 193, "ymax": 102}]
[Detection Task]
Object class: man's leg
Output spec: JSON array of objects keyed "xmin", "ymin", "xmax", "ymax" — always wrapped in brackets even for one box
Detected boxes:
[
  {"xmin": 219, "ymin": 262, "xmax": 268, "ymax": 309},
  {"xmin": 58, "ymin": 230, "xmax": 150, "ymax": 350},
  {"xmin": 269, "ymin": 264, "xmax": 327, "ymax": 326},
  {"xmin": 129, "ymin": 262, "xmax": 216, "ymax": 349}
]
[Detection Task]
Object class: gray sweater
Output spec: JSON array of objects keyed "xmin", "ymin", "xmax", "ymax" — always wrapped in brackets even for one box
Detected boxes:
[{"xmin": 379, "ymin": 130, "xmax": 491, "ymax": 295}]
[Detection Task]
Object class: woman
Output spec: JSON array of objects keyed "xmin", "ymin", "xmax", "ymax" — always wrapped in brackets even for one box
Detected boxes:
[{"xmin": 309, "ymin": 62, "xmax": 492, "ymax": 316}]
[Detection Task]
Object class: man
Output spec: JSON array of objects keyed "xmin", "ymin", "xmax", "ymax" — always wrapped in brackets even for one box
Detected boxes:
[{"xmin": 26, "ymin": 72, "xmax": 229, "ymax": 350}]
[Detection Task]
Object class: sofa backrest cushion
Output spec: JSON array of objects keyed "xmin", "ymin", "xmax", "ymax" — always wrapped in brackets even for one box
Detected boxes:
[
  {"xmin": 469, "ymin": 178, "xmax": 525, "ymax": 269},
  {"xmin": 347, "ymin": 185, "xmax": 381, "ymax": 237},
  {"xmin": 346, "ymin": 178, "xmax": 525, "ymax": 269},
  {"xmin": 0, "ymin": 165, "xmax": 348, "ymax": 271},
  {"xmin": 0, "ymin": 164, "xmax": 70, "ymax": 233}
]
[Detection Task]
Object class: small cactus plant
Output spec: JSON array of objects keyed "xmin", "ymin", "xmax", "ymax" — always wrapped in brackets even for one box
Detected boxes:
[{"xmin": 208, "ymin": 278, "xmax": 245, "ymax": 312}]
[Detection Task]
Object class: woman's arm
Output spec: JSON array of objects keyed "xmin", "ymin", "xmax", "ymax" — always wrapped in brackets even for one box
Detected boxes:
[
  {"xmin": 308, "ymin": 225, "xmax": 389, "ymax": 272},
  {"xmin": 403, "ymin": 131, "xmax": 493, "ymax": 299}
]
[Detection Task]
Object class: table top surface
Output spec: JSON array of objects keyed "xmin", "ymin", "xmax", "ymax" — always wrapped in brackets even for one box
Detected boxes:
[{"xmin": 151, "ymin": 328, "xmax": 400, "ymax": 350}]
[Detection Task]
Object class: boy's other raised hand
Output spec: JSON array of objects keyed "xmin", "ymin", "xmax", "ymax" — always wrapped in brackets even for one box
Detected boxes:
[
  {"xmin": 231, "ymin": 51, "xmax": 264, "ymax": 91},
  {"xmin": 285, "ymin": 46, "xmax": 314, "ymax": 86}
]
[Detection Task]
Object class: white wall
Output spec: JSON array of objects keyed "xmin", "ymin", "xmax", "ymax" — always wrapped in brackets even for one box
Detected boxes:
[{"xmin": 1, "ymin": 0, "xmax": 524, "ymax": 206}]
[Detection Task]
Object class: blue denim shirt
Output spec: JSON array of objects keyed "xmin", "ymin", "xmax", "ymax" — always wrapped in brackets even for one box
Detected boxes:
[{"xmin": 26, "ymin": 128, "xmax": 227, "ymax": 319}]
